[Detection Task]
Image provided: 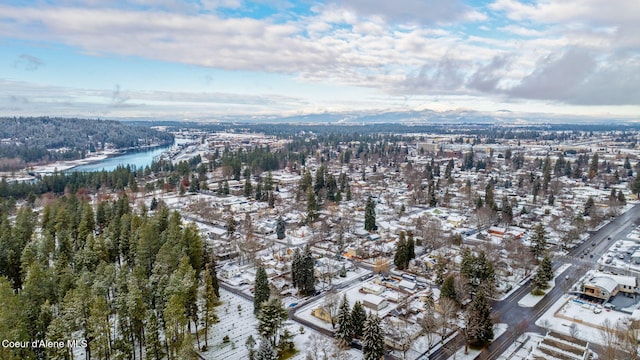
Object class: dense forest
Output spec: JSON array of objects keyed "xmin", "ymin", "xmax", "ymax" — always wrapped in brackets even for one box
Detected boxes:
[
  {"xmin": 0, "ymin": 194, "xmax": 219, "ymax": 360},
  {"xmin": 0, "ymin": 118, "xmax": 174, "ymax": 171}
]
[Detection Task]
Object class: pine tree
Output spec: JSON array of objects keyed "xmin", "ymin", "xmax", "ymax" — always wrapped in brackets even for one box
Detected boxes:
[
  {"xmin": 301, "ymin": 246, "xmax": 316, "ymax": 296},
  {"xmin": 530, "ymin": 223, "xmax": 547, "ymax": 259},
  {"xmin": 202, "ymin": 266, "xmax": 219, "ymax": 350},
  {"xmin": 255, "ymin": 337, "xmax": 278, "ymax": 360},
  {"xmin": 394, "ymin": 231, "xmax": 408, "ymax": 270},
  {"xmin": 464, "ymin": 291, "xmax": 493, "ymax": 349},
  {"xmin": 533, "ymin": 254, "xmax": 553, "ymax": 290},
  {"xmin": 291, "ymin": 248, "xmax": 302, "ymax": 291},
  {"xmin": 364, "ymin": 196, "xmax": 377, "ymax": 231},
  {"xmin": 306, "ymin": 188, "xmax": 318, "ymax": 224},
  {"xmin": 276, "ymin": 216, "xmax": 286, "ymax": 240},
  {"xmin": 407, "ymin": 231, "xmax": 415, "ymax": 261},
  {"xmin": 334, "ymin": 295, "xmax": 353, "ymax": 348},
  {"xmin": 583, "ymin": 196, "xmax": 595, "ymax": 216},
  {"xmin": 362, "ymin": 313, "xmax": 384, "ymax": 360},
  {"xmin": 351, "ymin": 301, "xmax": 367, "ymax": 338},
  {"xmin": 254, "ymin": 267, "xmax": 271, "ymax": 314},
  {"xmin": 204, "ymin": 249, "xmax": 220, "ymax": 297},
  {"xmin": 244, "ymin": 177, "xmax": 253, "ymax": 198},
  {"xmin": 440, "ymin": 275, "xmax": 457, "ymax": 303},
  {"xmin": 257, "ymin": 298, "xmax": 288, "ymax": 347}
]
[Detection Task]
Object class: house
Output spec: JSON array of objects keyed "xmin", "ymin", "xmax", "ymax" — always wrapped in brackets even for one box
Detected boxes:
[
  {"xmin": 363, "ymin": 294, "xmax": 388, "ymax": 311},
  {"xmin": 583, "ymin": 276, "xmax": 618, "ymax": 301},
  {"xmin": 582, "ymin": 273, "xmax": 638, "ymax": 302},
  {"xmin": 220, "ymin": 263, "xmax": 242, "ymax": 279},
  {"xmin": 399, "ymin": 279, "xmax": 417, "ymax": 292},
  {"xmin": 361, "ymin": 283, "xmax": 384, "ymax": 295},
  {"xmin": 207, "ymin": 226, "xmax": 227, "ymax": 240}
]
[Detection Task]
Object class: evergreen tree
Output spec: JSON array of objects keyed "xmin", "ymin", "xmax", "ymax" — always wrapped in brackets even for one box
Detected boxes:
[
  {"xmin": 393, "ymin": 231, "xmax": 409, "ymax": 270},
  {"xmin": 362, "ymin": 313, "xmax": 384, "ymax": 360},
  {"xmin": 351, "ymin": 301, "xmax": 367, "ymax": 339},
  {"xmin": 0, "ymin": 277, "xmax": 27, "ymax": 360},
  {"xmin": 530, "ymin": 223, "xmax": 547, "ymax": 259},
  {"xmin": 589, "ymin": 153, "xmax": 599, "ymax": 179},
  {"xmin": 334, "ymin": 295, "xmax": 353, "ymax": 348},
  {"xmin": 276, "ymin": 216, "xmax": 286, "ymax": 240},
  {"xmin": 202, "ymin": 265, "xmax": 219, "ymax": 350},
  {"xmin": 291, "ymin": 248, "xmax": 302, "ymax": 290},
  {"xmin": 364, "ymin": 196, "xmax": 377, "ymax": 231},
  {"xmin": 460, "ymin": 248, "xmax": 495, "ymax": 295},
  {"xmin": 407, "ymin": 231, "xmax": 415, "ymax": 260},
  {"xmin": 440, "ymin": 275, "xmax": 457, "ymax": 303},
  {"xmin": 298, "ymin": 246, "xmax": 316, "ymax": 296},
  {"xmin": 464, "ymin": 291, "xmax": 493, "ymax": 349},
  {"xmin": 145, "ymin": 310, "xmax": 165, "ymax": 360},
  {"xmin": 254, "ymin": 337, "xmax": 278, "ymax": 360},
  {"xmin": 583, "ymin": 196, "xmax": 595, "ymax": 216},
  {"xmin": 618, "ymin": 190, "xmax": 627, "ymax": 205},
  {"xmin": 533, "ymin": 254, "xmax": 553, "ymax": 290},
  {"xmin": 204, "ymin": 249, "xmax": 220, "ymax": 297},
  {"xmin": 256, "ymin": 298, "xmax": 288, "ymax": 347},
  {"xmin": 306, "ymin": 188, "xmax": 318, "ymax": 224},
  {"xmin": 254, "ymin": 267, "xmax": 271, "ymax": 314},
  {"xmin": 244, "ymin": 177, "xmax": 253, "ymax": 198}
]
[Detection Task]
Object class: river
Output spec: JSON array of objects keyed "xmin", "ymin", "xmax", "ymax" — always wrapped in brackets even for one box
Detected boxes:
[{"xmin": 68, "ymin": 144, "xmax": 172, "ymax": 172}]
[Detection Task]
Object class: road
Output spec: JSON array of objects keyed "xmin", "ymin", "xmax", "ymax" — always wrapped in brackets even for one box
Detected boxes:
[{"xmin": 427, "ymin": 202, "xmax": 640, "ymax": 360}]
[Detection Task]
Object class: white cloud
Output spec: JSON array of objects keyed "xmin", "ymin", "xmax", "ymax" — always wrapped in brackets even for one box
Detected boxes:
[{"xmin": 0, "ymin": 0, "xmax": 639, "ymax": 114}]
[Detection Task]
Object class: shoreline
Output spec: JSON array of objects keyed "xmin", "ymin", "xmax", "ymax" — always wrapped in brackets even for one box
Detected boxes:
[{"xmin": 1, "ymin": 142, "xmax": 172, "ymax": 180}]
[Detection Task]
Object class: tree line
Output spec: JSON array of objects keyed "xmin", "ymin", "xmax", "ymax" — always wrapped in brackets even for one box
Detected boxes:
[{"xmin": 0, "ymin": 117, "xmax": 173, "ymax": 170}]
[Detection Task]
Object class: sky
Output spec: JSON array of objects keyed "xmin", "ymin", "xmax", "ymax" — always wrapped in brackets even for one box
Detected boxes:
[{"xmin": 0, "ymin": 0, "xmax": 639, "ymax": 121}]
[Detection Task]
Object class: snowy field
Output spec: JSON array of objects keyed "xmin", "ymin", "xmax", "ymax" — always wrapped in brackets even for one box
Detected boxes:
[{"xmin": 201, "ymin": 288, "xmax": 361, "ymax": 360}]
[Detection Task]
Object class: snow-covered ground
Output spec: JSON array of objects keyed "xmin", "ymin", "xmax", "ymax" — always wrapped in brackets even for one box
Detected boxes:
[
  {"xmin": 536, "ymin": 294, "xmax": 635, "ymax": 346},
  {"xmin": 518, "ymin": 263, "xmax": 571, "ymax": 308},
  {"xmin": 201, "ymin": 288, "xmax": 360, "ymax": 360},
  {"xmin": 446, "ymin": 323, "xmax": 508, "ymax": 360},
  {"xmin": 496, "ymin": 332, "xmax": 545, "ymax": 360}
]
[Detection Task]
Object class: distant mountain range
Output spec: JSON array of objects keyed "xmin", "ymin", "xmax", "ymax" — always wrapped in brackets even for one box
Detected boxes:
[{"xmin": 165, "ymin": 108, "xmax": 638, "ymax": 125}]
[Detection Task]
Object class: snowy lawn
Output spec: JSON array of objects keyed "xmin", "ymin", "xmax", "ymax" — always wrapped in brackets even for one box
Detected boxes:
[
  {"xmin": 200, "ymin": 289, "xmax": 259, "ymax": 359},
  {"xmin": 201, "ymin": 288, "xmax": 348, "ymax": 360}
]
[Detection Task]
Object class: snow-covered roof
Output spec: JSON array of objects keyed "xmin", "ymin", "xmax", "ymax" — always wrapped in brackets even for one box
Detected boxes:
[
  {"xmin": 363, "ymin": 293, "xmax": 387, "ymax": 306},
  {"xmin": 398, "ymin": 279, "xmax": 417, "ymax": 291},
  {"xmin": 587, "ymin": 277, "xmax": 618, "ymax": 293}
]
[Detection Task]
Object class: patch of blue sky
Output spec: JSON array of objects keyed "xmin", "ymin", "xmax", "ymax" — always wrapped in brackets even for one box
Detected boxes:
[
  {"xmin": 2, "ymin": 41, "xmax": 212, "ymax": 91},
  {"xmin": 217, "ymin": 0, "xmax": 315, "ymax": 22}
]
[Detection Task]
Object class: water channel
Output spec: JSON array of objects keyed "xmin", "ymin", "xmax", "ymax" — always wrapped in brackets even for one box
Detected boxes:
[{"xmin": 68, "ymin": 144, "xmax": 172, "ymax": 172}]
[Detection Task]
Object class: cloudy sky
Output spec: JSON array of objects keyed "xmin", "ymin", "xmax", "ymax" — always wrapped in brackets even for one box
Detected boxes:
[{"xmin": 1, "ymin": 0, "xmax": 639, "ymax": 120}]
